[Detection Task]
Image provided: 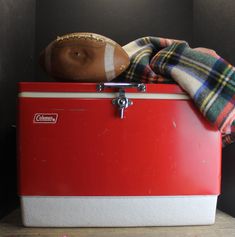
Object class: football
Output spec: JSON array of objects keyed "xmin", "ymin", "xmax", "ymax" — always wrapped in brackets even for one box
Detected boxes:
[{"xmin": 39, "ymin": 32, "xmax": 130, "ymax": 82}]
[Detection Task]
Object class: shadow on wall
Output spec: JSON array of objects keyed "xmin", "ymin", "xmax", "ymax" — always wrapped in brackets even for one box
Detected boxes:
[
  {"xmin": 0, "ymin": 0, "xmax": 35, "ymax": 218},
  {"xmin": 217, "ymin": 144, "xmax": 235, "ymax": 217},
  {"xmin": 0, "ymin": 126, "xmax": 18, "ymax": 219}
]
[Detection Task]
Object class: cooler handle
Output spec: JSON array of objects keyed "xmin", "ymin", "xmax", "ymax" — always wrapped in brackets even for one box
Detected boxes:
[{"xmin": 96, "ymin": 82, "xmax": 146, "ymax": 92}]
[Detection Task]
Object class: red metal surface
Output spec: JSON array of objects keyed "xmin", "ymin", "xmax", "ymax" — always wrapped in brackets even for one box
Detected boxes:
[{"xmin": 18, "ymin": 83, "xmax": 221, "ymax": 196}]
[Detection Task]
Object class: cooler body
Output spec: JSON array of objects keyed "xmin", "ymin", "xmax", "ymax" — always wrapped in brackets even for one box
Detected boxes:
[{"xmin": 18, "ymin": 82, "xmax": 221, "ymax": 227}]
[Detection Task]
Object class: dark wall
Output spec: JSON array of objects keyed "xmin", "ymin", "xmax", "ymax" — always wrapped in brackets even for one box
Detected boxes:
[
  {"xmin": 193, "ymin": 0, "xmax": 235, "ymax": 64},
  {"xmin": 0, "ymin": 0, "xmax": 35, "ymax": 218},
  {"xmin": 35, "ymin": 0, "xmax": 193, "ymax": 81},
  {"xmin": 218, "ymin": 145, "xmax": 235, "ymax": 217}
]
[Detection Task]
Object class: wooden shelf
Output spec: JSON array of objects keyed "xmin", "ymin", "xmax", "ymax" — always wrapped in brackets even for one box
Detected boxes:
[{"xmin": 1, "ymin": 209, "xmax": 235, "ymax": 237}]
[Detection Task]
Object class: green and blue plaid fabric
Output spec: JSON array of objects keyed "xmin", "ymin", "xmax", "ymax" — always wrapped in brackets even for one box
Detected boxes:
[{"xmin": 119, "ymin": 37, "xmax": 235, "ymax": 146}]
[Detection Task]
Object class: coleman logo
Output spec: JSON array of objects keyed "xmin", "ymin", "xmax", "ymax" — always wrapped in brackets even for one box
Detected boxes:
[{"xmin": 33, "ymin": 113, "xmax": 58, "ymax": 124}]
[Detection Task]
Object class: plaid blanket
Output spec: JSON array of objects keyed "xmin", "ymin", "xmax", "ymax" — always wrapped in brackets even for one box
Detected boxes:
[{"xmin": 118, "ymin": 37, "xmax": 235, "ymax": 146}]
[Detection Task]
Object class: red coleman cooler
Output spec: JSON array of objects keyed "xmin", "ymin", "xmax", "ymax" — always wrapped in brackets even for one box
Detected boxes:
[{"xmin": 17, "ymin": 82, "xmax": 221, "ymax": 227}]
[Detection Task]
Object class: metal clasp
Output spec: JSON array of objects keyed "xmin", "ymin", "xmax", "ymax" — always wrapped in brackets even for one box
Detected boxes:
[
  {"xmin": 112, "ymin": 89, "xmax": 133, "ymax": 119},
  {"xmin": 96, "ymin": 83, "xmax": 146, "ymax": 119}
]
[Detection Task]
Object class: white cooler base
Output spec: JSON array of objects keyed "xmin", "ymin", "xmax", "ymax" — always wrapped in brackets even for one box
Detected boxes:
[{"xmin": 21, "ymin": 195, "xmax": 218, "ymax": 227}]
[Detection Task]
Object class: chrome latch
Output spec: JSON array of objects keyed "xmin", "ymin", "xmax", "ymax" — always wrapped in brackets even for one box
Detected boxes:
[
  {"xmin": 112, "ymin": 89, "xmax": 133, "ymax": 119},
  {"xmin": 96, "ymin": 82, "xmax": 146, "ymax": 119}
]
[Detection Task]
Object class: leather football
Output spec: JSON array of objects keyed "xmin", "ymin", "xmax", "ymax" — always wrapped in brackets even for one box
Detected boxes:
[{"xmin": 39, "ymin": 33, "xmax": 130, "ymax": 82}]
